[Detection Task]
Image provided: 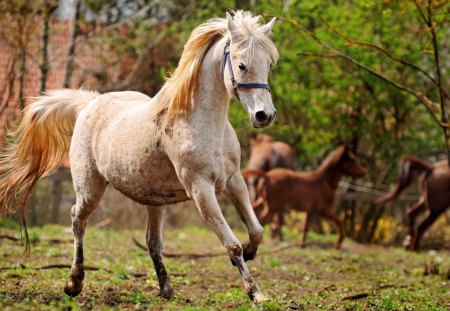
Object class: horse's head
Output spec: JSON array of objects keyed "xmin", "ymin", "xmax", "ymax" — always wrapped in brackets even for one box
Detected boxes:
[
  {"xmin": 224, "ymin": 12, "xmax": 279, "ymax": 128},
  {"xmin": 249, "ymin": 133, "xmax": 273, "ymax": 147},
  {"xmin": 339, "ymin": 145, "xmax": 366, "ymax": 178}
]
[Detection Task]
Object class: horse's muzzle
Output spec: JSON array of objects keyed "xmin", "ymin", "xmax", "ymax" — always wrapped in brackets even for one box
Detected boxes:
[{"xmin": 251, "ymin": 110, "xmax": 276, "ymax": 128}]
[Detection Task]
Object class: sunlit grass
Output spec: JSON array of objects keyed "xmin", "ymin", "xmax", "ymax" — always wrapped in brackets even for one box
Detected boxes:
[{"xmin": 0, "ymin": 224, "xmax": 449, "ymax": 310}]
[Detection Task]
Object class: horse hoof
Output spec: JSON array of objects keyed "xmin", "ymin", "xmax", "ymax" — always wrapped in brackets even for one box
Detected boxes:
[
  {"xmin": 243, "ymin": 251, "xmax": 256, "ymax": 262},
  {"xmin": 64, "ymin": 279, "xmax": 83, "ymax": 297},
  {"xmin": 242, "ymin": 241, "xmax": 257, "ymax": 262},
  {"xmin": 251, "ymin": 292, "xmax": 269, "ymax": 304},
  {"xmin": 159, "ymin": 286, "xmax": 174, "ymax": 300}
]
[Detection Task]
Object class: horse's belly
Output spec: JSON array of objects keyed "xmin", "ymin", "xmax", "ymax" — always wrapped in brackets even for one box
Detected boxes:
[
  {"xmin": 108, "ymin": 162, "xmax": 189, "ymax": 205},
  {"xmin": 102, "ymin": 149, "xmax": 189, "ymax": 206}
]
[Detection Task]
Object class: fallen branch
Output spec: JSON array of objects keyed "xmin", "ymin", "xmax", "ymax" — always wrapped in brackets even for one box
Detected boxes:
[
  {"xmin": 38, "ymin": 264, "xmax": 103, "ymax": 271},
  {"xmin": 317, "ymin": 284, "xmax": 337, "ymax": 293},
  {"xmin": 342, "ymin": 292, "xmax": 369, "ymax": 301},
  {"xmin": 93, "ymin": 217, "xmax": 113, "ymax": 229},
  {"xmin": 0, "ymin": 234, "xmax": 20, "ymax": 241},
  {"xmin": 0, "ymin": 263, "xmax": 167, "ymax": 279},
  {"xmin": 45, "ymin": 238, "xmax": 73, "ymax": 244},
  {"xmin": 133, "ymin": 237, "xmax": 224, "ymax": 258},
  {"xmin": 0, "ymin": 234, "xmax": 71, "ymax": 244},
  {"xmin": 133, "ymin": 238, "xmax": 331, "ymax": 258}
]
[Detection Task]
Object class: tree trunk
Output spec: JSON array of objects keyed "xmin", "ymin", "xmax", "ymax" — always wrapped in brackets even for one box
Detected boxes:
[
  {"xmin": 63, "ymin": 0, "xmax": 81, "ymax": 88},
  {"xmin": 18, "ymin": 45, "xmax": 26, "ymax": 110},
  {"xmin": 39, "ymin": 1, "xmax": 56, "ymax": 94}
]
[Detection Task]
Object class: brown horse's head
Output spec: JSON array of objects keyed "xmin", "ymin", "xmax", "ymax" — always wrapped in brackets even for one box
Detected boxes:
[
  {"xmin": 249, "ymin": 133, "xmax": 273, "ymax": 147},
  {"xmin": 338, "ymin": 145, "xmax": 366, "ymax": 178}
]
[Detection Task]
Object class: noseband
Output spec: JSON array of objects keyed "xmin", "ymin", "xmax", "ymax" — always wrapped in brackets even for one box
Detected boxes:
[{"xmin": 222, "ymin": 39, "xmax": 271, "ymax": 102}]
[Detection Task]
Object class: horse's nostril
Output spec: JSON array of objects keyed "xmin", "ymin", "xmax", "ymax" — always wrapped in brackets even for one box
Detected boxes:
[{"xmin": 255, "ymin": 111, "xmax": 269, "ymax": 123}]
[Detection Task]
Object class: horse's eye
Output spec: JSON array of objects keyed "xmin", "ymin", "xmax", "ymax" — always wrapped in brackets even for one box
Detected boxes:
[{"xmin": 238, "ymin": 63, "xmax": 247, "ymax": 71}]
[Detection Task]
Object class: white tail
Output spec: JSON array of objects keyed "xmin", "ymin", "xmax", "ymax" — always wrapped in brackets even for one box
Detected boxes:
[{"xmin": 0, "ymin": 89, "xmax": 99, "ymax": 246}]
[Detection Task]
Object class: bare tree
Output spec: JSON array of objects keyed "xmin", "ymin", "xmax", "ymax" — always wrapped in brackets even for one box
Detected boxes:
[
  {"xmin": 63, "ymin": 0, "xmax": 81, "ymax": 88},
  {"xmin": 0, "ymin": 1, "xmax": 41, "ymax": 113},
  {"xmin": 39, "ymin": 0, "xmax": 58, "ymax": 94}
]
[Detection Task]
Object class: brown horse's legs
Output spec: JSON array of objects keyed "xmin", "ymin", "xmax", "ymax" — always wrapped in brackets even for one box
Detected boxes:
[
  {"xmin": 407, "ymin": 198, "xmax": 426, "ymax": 239},
  {"xmin": 224, "ymin": 172, "xmax": 264, "ymax": 262},
  {"xmin": 246, "ymin": 176, "xmax": 258, "ymax": 203},
  {"xmin": 270, "ymin": 211, "xmax": 284, "ymax": 241},
  {"xmin": 301, "ymin": 212, "xmax": 310, "ymax": 247},
  {"xmin": 409, "ymin": 211, "xmax": 440, "ymax": 251},
  {"xmin": 323, "ymin": 213, "xmax": 344, "ymax": 250},
  {"xmin": 145, "ymin": 206, "xmax": 173, "ymax": 299},
  {"xmin": 194, "ymin": 178, "xmax": 266, "ymax": 303}
]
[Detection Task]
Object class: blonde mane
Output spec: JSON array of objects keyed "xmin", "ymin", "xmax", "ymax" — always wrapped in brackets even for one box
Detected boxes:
[{"xmin": 157, "ymin": 11, "xmax": 279, "ymax": 120}]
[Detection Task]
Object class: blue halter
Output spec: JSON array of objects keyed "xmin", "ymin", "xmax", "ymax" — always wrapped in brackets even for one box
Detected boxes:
[{"xmin": 222, "ymin": 38, "xmax": 271, "ymax": 101}]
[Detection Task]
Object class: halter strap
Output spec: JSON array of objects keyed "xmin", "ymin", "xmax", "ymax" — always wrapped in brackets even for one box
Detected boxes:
[{"xmin": 223, "ymin": 39, "xmax": 271, "ymax": 102}]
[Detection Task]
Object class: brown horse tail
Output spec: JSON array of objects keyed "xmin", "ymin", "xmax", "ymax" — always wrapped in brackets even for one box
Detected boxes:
[
  {"xmin": 377, "ymin": 156, "xmax": 433, "ymax": 204},
  {"xmin": 0, "ymin": 89, "xmax": 99, "ymax": 249}
]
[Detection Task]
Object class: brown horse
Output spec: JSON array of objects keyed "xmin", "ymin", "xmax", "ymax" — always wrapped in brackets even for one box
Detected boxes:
[
  {"xmin": 245, "ymin": 133, "xmax": 295, "ymax": 203},
  {"xmin": 243, "ymin": 145, "xmax": 366, "ymax": 249},
  {"xmin": 377, "ymin": 156, "xmax": 450, "ymax": 250}
]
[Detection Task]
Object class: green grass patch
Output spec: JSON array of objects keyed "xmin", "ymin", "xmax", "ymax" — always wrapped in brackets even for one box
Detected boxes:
[{"xmin": 0, "ymin": 225, "xmax": 448, "ymax": 310}]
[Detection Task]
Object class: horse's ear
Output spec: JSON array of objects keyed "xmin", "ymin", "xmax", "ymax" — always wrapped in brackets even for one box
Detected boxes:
[
  {"xmin": 260, "ymin": 17, "xmax": 276, "ymax": 36},
  {"xmin": 227, "ymin": 12, "xmax": 242, "ymax": 42}
]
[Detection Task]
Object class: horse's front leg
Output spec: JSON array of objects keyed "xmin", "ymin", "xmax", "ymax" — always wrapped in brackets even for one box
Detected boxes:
[
  {"xmin": 190, "ymin": 177, "xmax": 267, "ymax": 303},
  {"xmin": 145, "ymin": 206, "xmax": 174, "ymax": 299},
  {"xmin": 224, "ymin": 171, "xmax": 264, "ymax": 262}
]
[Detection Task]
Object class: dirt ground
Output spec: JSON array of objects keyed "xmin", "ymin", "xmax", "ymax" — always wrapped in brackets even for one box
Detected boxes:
[{"xmin": 0, "ymin": 222, "xmax": 449, "ymax": 310}]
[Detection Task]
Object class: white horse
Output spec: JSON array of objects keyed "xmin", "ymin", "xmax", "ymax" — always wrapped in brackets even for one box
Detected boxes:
[{"xmin": 0, "ymin": 11, "xmax": 278, "ymax": 302}]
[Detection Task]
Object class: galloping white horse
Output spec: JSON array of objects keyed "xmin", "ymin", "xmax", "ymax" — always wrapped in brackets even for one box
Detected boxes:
[{"xmin": 0, "ymin": 11, "xmax": 278, "ymax": 302}]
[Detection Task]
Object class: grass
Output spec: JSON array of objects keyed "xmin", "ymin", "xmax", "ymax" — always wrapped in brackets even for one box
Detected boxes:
[{"xmin": 0, "ymin": 223, "xmax": 449, "ymax": 310}]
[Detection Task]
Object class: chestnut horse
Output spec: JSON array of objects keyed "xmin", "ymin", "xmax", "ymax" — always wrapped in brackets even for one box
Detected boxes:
[
  {"xmin": 378, "ymin": 156, "xmax": 450, "ymax": 250},
  {"xmin": 243, "ymin": 145, "xmax": 366, "ymax": 249},
  {"xmin": 0, "ymin": 12, "xmax": 279, "ymax": 303},
  {"xmin": 245, "ymin": 133, "xmax": 295, "ymax": 202}
]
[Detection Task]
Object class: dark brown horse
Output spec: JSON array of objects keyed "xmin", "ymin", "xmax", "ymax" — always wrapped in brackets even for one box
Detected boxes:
[
  {"xmin": 378, "ymin": 156, "xmax": 450, "ymax": 250},
  {"xmin": 243, "ymin": 145, "xmax": 366, "ymax": 249},
  {"xmin": 245, "ymin": 133, "xmax": 295, "ymax": 203}
]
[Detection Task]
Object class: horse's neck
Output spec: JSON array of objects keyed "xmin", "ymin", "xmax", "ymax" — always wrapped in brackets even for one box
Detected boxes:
[
  {"xmin": 317, "ymin": 159, "xmax": 342, "ymax": 189},
  {"xmin": 189, "ymin": 39, "xmax": 231, "ymax": 135}
]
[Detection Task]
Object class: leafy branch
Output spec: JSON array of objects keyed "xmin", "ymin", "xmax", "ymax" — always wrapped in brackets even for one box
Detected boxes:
[
  {"xmin": 283, "ymin": 17, "xmax": 444, "ymax": 126},
  {"xmin": 281, "ymin": 9, "xmax": 450, "ymax": 162}
]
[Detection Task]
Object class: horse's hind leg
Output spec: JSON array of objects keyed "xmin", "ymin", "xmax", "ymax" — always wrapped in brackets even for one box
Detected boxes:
[
  {"xmin": 410, "ymin": 211, "xmax": 440, "ymax": 251},
  {"xmin": 271, "ymin": 210, "xmax": 284, "ymax": 241},
  {"xmin": 322, "ymin": 212, "xmax": 344, "ymax": 250},
  {"xmin": 64, "ymin": 171, "xmax": 107, "ymax": 297},
  {"xmin": 192, "ymin": 177, "xmax": 266, "ymax": 303},
  {"xmin": 145, "ymin": 206, "xmax": 173, "ymax": 299},
  {"xmin": 301, "ymin": 212, "xmax": 311, "ymax": 247},
  {"xmin": 407, "ymin": 198, "xmax": 426, "ymax": 240},
  {"xmin": 224, "ymin": 172, "xmax": 263, "ymax": 262}
]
